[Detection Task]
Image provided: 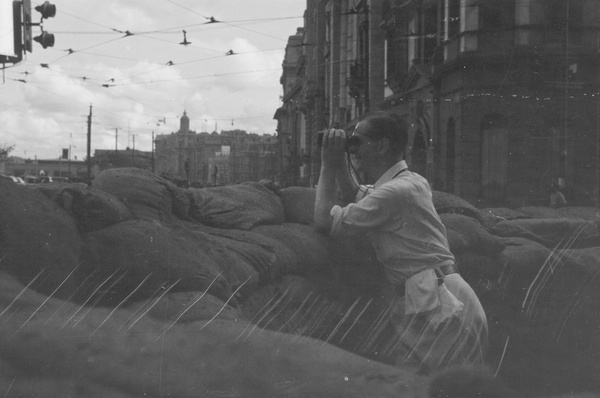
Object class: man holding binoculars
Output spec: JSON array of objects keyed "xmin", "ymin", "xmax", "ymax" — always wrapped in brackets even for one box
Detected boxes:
[{"xmin": 313, "ymin": 111, "xmax": 488, "ymax": 374}]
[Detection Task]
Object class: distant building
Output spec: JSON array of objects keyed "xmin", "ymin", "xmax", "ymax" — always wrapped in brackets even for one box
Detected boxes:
[
  {"xmin": 154, "ymin": 111, "xmax": 223, "ymax": 185},
  {"xmin": 2, "ymin": 155, "xmax": 91, "ymax": 181},
  {"xmin": 208, "ymin": 132, "xmax": 279, "ymax": 185},
  {"xmin": 155, "ymin": 111, "xmax": 279, "ymax": 186},
  {"xmin": 93, "ymin": 148, "xmax": 153, "ymax": 171}
]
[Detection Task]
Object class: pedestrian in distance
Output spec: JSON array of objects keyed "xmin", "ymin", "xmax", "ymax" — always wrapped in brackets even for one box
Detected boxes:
[
  {"xmin": 313, "ymin": 111, "xmax": 488, "ymax": 374},
  {"xmin": 549, "ymin": 184, "xmax": 567, "ymax": 208}
]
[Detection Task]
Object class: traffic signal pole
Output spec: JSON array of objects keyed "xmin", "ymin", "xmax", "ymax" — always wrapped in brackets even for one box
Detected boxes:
[{"xmin": 87, "ymin": 104, "xmax": 92, "ymax": 185}]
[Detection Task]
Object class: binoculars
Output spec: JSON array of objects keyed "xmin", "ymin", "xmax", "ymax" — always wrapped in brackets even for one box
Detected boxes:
[{"xmin": 316, "ymin": 130, "xmax": 361, "ymax": 151}]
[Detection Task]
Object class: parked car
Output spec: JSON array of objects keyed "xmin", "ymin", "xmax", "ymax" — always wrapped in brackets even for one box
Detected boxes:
[
  {"xmin": 23, "ymin": 175, "xmax": 41, "ymax": 184},
  {"xmin": 40, "ymin": 176, "xmax": 70, "ymax": 183},
  {"xmin": 0, "ymin": 174, "xmax": 26, "ymax": 184}
]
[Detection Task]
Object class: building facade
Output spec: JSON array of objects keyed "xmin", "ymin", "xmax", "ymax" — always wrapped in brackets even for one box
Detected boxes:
[
  {"xmin": 276, "ymin": 0, "xmax": 600, "ymax": 207},
  {"xmin": 208, "ymin": 133, "xmax": 279, "ymax": 186},
  {"xmin": 2, "ymin": 156, "xmax": 92, "ymax": 181},
  {"xmin": 155, "ymin": 112, "xmax": 279, "ymax": 186},
  {"xmin": 154, "ymin": 112, "xmax": 225, "ymax": 185}
]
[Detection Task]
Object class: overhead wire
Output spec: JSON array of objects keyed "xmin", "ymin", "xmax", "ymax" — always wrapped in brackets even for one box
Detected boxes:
[{"xmin": 4, "ymin": 3, "xmax": 304, "ymax": 158}]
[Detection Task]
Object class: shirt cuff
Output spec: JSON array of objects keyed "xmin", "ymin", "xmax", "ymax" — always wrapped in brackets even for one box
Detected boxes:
[{"xmin": 329, "ymin": 205, "xmax": 344, "ymax": 237}]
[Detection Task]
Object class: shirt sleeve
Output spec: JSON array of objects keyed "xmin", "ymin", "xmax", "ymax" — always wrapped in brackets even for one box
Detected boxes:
[{"xmin": 329, "ymin": 183, "xmax": 402, "ymax": 237}]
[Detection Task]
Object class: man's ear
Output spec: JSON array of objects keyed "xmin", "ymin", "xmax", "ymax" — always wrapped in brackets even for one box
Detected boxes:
[{"xmin": 376, "ymin": 138, "xmax": 390, "ymax": 155}]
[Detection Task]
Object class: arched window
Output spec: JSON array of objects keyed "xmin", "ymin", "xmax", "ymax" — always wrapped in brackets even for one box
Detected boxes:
[{"xmin": 481, "ymin": 114, "xmax": 508, "ymax": 202}]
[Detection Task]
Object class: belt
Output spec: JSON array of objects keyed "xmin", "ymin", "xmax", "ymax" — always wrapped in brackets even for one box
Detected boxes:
[{"xmin": 394, "ymin": 263, "xmax": 460, "ymax": 297}]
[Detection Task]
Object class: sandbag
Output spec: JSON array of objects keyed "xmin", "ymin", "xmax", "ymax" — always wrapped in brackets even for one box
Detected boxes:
[
  {"xmin": 187, "ymin": 182, "xmax": 284, "ymax": 230},
  {"xmin": 480, "ymin": 207, "xmax": 530, "ymax": 221},
  {"xmin": 518, "ymin": 206, "xmax": 600, "ymax": 223},
  {"xmin": 128, "ymin": 291, "xmax": 244, "ymax": 323},
  {"xmin": 454, "ymin": 251, "xmax": 503, "ymax": 281},
  {"xmin": 440, "ymin": 213, "xmax": 505, "ymax": 255},
  {"xmin": 92, "ymin": 168, "xmax": 189, "ymax": 223},
  {"xmin": 52, "ymin": 185, "xmax": 133, "ymax": 232},
  {"xmin": 515, "ymin": 206, "xmax": 563, "ymax": 219},
  {"xmin": 0, "ymin": 271, "xmax": 428, "ymax": 398},
  {"xmin": 493, "ymin": 218, "xmax": 600, "ymax": 249},
  {"xmin": 0, "ymin": 178, "xmax": 81, "ymax": 297},
  {"xmin": 497, "ymin": 237, "xmax": 555, "ymax": 308},
  {"xmin": 432, "ymin": 191, "xmax": 484, "ymax": 222},
  {"xmin": 496, "ymin": 245, "xmax": 600, "ymax": 393},
  {"xmin": 252, "ymin": 223, "xmax": 334, "ymax": 278},
  {"xmin": 81, "ymin": 220, "xmax": 233, "ymax": 303},
  {"xmin": 279, "ymin": 186, "xmax": 316, "ymax": 225},
  {"xmin": 445, "ymin": 228, "xmax": 470, "ymax": 254}
]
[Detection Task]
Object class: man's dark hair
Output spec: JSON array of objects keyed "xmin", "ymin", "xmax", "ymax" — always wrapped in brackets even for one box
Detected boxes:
[{"xmin": 358, "ymin": 111, "xmax": 408, "ymax": 156}]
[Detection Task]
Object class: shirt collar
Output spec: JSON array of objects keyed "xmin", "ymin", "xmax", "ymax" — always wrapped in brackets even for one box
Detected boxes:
[{"xmin": 373, "ymin": 160, "xmax": 408, "ymax": 189}]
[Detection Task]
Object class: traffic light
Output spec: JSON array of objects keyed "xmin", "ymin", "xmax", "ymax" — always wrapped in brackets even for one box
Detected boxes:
[
  {"xmin": 35, "ymin": 1, "xmax": 56, "ymax": 19},
  {"xmin": 33, "ymin": 30, "xmax": 54, "ymax": 48},
  {"xmin": 23, "ymin": 0, "xmax": 56, "ymax": 53}
]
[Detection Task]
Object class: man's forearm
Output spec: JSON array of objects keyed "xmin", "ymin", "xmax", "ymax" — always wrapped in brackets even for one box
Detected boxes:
[
  {"xmin": 336, "ymin": 160, "xmax": 358, "ymax": 204},
  {"xmin": 314, "ymin": 166, "xmax": 338, "ymax": 234}
]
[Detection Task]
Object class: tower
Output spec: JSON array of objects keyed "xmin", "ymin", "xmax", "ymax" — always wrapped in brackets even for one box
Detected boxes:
[{"xmin": 180, "ymin": 110, "xmax": 190, "ymax": 134}]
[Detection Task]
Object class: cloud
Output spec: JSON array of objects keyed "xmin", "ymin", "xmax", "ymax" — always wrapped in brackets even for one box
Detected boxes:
[{"xmin": 2, "ymin": 1, "xmax": 305, "ymax": 159}]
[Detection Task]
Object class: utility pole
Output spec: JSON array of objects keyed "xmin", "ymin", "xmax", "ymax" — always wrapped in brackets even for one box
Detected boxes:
[
  {"xmin": 68, "ymin": 132, "xmax": 72, "ymax": 177},
  {"xmin": 115, "ymin": 128, "xmax": 118, "ymax": 152},
  {"xmin": 151, "ymin": 130, "xmax": 155, "ymax": 173},
  {"xmin": 132, "ymin": 134, "xmax": 135, "ymax": 166},
  {"xmin": 87, "ymin": 104, "xmax": 92, "ymax": 185}
]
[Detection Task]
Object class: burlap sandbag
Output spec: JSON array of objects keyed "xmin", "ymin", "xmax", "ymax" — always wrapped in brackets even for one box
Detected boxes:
[
  {"xmin": 432, "ymin": 190, "xmax": 484, "ymax": 222},
  {"xmin": 81, "ymin": 220, "xmax": 234, "ymax": 303},
  {"xmin": 0, "ymin": 271, "xmax": 428, "ymax": 398},
  {"xmin": 252, "ymin": 223, "xmax": 334, "ymax": 279},
  {"xmin": 0, "ymin": 178, "xmax": 81, "ymax": 297},
  {"xmin": 440, "ymin": 213, "xmax": 505, "ymax": 255},
  {"xmin": 497, "ymin": 237, "xmax": 555, "ymax": 308},
  {"xmin": 279, "ymin": 186, "xmax": 316, "ymax": 225},
  {"xmin": 92, "ymin": 168, "xmax": 189, "ymax": 223},
  {"xmin": 496, "ymin": 245, "xmax": 600, "ymax": 393},
  {"xmin": 493, "ymin": 218, "xmax": 600, "ymax": 249},
  {"xmin": 186, "ymin": 182, "xmax": 284, "ymax": 230},
  {"xmin": 128, "ymin": 291, "xmax": 243, "ymax": 323},
  {"xmin": 480, "ymin": 207, "xmax": 530, "ymax": 221},
  {"xmin": 52, "ymin": 185, "xmax": 133, "ymax": 232},
  {"xmin": 518, "ymin": 206, "xmax": 600, "ymax": 223}
]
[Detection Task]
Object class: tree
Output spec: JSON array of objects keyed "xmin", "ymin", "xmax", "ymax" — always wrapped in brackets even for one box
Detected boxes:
[{"xmin": 0, "ymin": 144, "xmax": 15, "ymax": 156}]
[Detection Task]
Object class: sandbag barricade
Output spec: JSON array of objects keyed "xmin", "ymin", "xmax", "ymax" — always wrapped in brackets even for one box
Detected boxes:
[{"xmin": 1, "ymin": 170, "xmax": 600, "ymax": 396}]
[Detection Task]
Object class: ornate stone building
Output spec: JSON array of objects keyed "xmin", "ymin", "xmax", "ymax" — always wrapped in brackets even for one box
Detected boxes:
[
  {"xmin": 277, "ymin": 0, "xmax": 600, "ymax": 206},
  {"xmin": 154, "ymin": 111, "xmax": 223, "ymax": 185},
  {"xmin": 155, "ymin": 112, "xmax": 279, "ymax": 186}
]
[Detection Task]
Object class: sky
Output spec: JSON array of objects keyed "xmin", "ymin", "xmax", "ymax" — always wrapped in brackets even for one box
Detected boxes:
[{"xmin": 1, "ymin": 0, "xmax": 306, "ymax": 161}]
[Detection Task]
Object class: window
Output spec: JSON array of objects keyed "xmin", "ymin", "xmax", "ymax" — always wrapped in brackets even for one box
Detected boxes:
[
  {"xmin": 447, "ymin": 0, "xmax": 460, "ymax": 39},
  {"xmin": 480, "ymin": 0, "xmax": 514, "ymax": 30},
  {"xmin": 545, "ymin": 0, "xmax": 584, "ymax": 45},
  {"xmin": 481, "ymin": 114, "xmax": 508, "ymax": 201},
  {"xmin": 422, "ymin": 5, "xmax": 438, "ymax": 62}
]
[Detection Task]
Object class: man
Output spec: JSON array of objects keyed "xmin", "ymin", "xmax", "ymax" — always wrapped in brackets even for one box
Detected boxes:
[
  {"xmin": 314, "ymin": 111, "xmax": 488, "ymax": 374},
  {"xmin": 550, "ymin": 185, "xmax": 567, "ymax": 208}
]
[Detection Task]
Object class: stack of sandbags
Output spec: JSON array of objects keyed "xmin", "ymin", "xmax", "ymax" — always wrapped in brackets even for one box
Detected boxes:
[
  {"xmin": 0, "ymin": 178, "xmax": 82, "ymax": 298},
  {"xmin": 92, "ymin": 167, "xmax": 190, "ymax": 223},
  {"xmin": 0, "ymin": 271, "xmax": 429, "ymax": 398},
  {"xmin": 187, "ymin": 181, "xmax": 284, "ymax": 229}
]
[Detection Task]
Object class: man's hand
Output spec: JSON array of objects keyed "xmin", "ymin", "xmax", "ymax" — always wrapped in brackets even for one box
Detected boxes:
[{"xmin": 321, "ymin": 129, "xmax": 347, "ymax": 168}]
